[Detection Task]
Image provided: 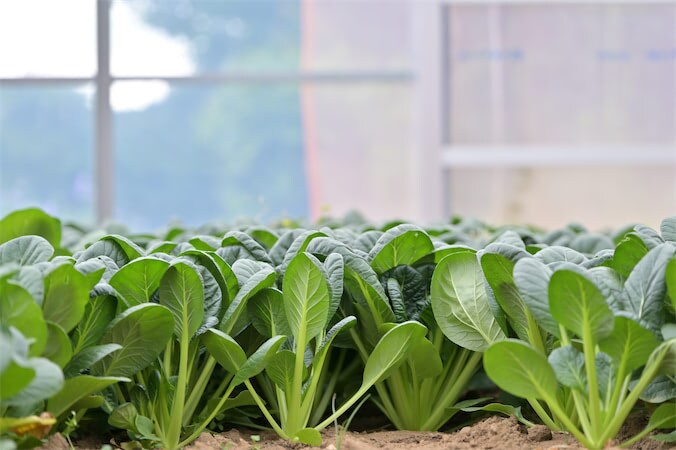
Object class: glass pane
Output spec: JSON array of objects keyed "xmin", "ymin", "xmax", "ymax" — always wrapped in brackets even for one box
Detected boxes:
[
  {"xmin": 113, "ymin": 82, "xmax": 307, "ymax": 230},
  {"xmin": 447, "ymin": 166, "xmax": 676, "ymax": 230},
  {"xmin": 111, "ymin": 0, "xmax": 410, "ymax": 76},
  {"xmin": 0, "ymin": 0, "xmax": 96, "ymax": 77},
  {"xmin": 308, "ymin": 84, "xmax": 414, "ymax": 221},
  {"xmin": 447, "ymin": 4, "xmax": 676, "ymax": 145},
  {"xmin": 0, "ymin": 84, "xmax": 94, "ymax": 222},
  {"xmin": 302, "ymin": 1, "xmax": 411, "ymax": 71}
]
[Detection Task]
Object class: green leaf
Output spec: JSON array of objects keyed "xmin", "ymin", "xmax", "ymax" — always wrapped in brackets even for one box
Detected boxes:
[
  {"xmin": 0, "ymin": 329, "xmax": 36, "ymax": 399},
  {"xmin": 665, "ymin": 259, "xmax": 676, "ymax": 313},
  {"xmin": 549, "ymin": 270, "xmax": 613, "ymax": 341},
  {"xmin": 534, "ymin": 246, "xmax": 587, "ymax": 265},
  {"xmin": 220, "ymin": 231, "xmax": 272, "ymax": 265},
  {"xmin": 621, "ymin": 244, "xmax": 675, "ymax": 334},
  {"xmin": 108, "ymin": 402, "xmax": 138, "ymax": 430},
  {"xmin": 233, "ymin": 335, "xmax": 286, "ymax": 385},
  {"xmin": 362, "ymin": 321, "xmax": 428, "ymax": 386},
  {"xmin": 63, "ymin": 344, "xmax": 122, "ymax": 378},
  {"xmin": 458, "ymin": 402, "xmax": 533, "ymax": 427},
  {"xmin": 0, "ymin": 236, "xmax": 54, "ymax": 265},
  {"xmin": 42, "ymin": 263, "xmax": 89, "ymax": 333},
  {"xmin": 652, "ymin": 430, "xmax": 676, "ymax": 443},
  {"xmin": 595, "ymin": 352, "xmax": 615, "ymax": 404},
  {"xmin": 283, "ymin": 253, "xmax": 330, "ymax": 345},
  {"xmin": 599, "ymin": 316, "xmax": 659, "ymax": 371},
  {"xmin": 159, "ymin": 262, "xmax": 204, "ymax": 339},
  {"xmin": 3, "ymin": 357, "xmax": 64, "ymax": 407},
  {"xmin": 13, "ymin": 266, "xmax": 45, "ymax": 306},
  {"xmin": 109, "ymin": 257, "xmax": 169, "ymax": 307},
  {"xmin": 0, "ymin": 208, "xmax": 61, "ymax": 247},
  {"xmin": 247, "ymin": 288, "xmax": 290, "ymax": 338},
  {"xmin": 324, "ymin": 253, "xmax": 344, "ymax": 321},
  {"xmin": 407, "ymin": 336, "xmax": 443, "ymax": 380},
  {"xmin": 95, "ymin": 304, "xmax": 174, "ymax": 377},
  {"xmin": 484, "ymin": 339, "xmax": 558, "ymax": 400},
  {"xmin": 661, "ymin": 217, "xmax": 676, "ymax": 242},
  {"xmin": 386, "ymin": 265, "xmax": 428, "ymax": 321},
  {"xmin": 71, "ymin": 295, "xmax": 117, "ymax": 353},
  {"xmin": 265, "ymin": 350, "xmax": 303, "ymax": 392},
  {"xmin": 279, "ymin": 230, "xmax": 327, "ymax": 275},
  {"xmin": 293, "ymin": 428, "xmax": 322, "ymax": 446},
  {"xmin": 42, "ymin": 322, "xmax": 72, "ymax": 368},
  {"xmin": 101, "ymin": 235, "xmax": 145, "ymax": 261},
  {"xmin": 640, "ymin": 375, "xmax": 676, "ymax": 403},
  {"xmin": 367, "ymin": 224, "xmax": 434, "ymax": 274},
  {"xmin": 548, "ymin": 345, "xmax": 586, "ymax": 391},
  {"xmin": 77, "ymin": 240, "xmax": 129, "ymax": 268},
  {"xmin": 0, "ymin": 279, "xmax": 47, "ymax": 356},
  {"xmin": 202, "ymin": 329, "xmax": 246, "ymax": 373},
  {"xmin": 48, "ymin": 375, "xmax": 128, "ymax": 418},
  {"xmin": 480, "ymin": 253, "xmax": 530, "ymax": 341},
  {"xmin": 220, "ymin": 263, "xmax": 276, "ymax": 333},
  {"xmin": 612, "ymin": 233, "xmax": 649, "ymax": 278},
  {"xmin": 647, "ymin": 339, "xmax": 676, "ymax": 376},
  {"xmin": 315, "ymin": 316, "xmax": 357, "ymax": 361},
  {"xmin": 431, "ymin": 252, "xmax": 506, "ymax": 352}
]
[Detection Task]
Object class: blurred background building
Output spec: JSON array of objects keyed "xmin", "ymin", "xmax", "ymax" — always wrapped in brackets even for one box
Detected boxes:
[{"xmin": 0, "ymin": 0, "xmax": 674, "ymax": 231}]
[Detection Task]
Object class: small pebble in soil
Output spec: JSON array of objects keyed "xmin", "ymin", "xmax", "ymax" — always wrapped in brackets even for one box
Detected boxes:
[{"xmin": 527, "ymin": 425, "xmax": 553, "ymax": 442}]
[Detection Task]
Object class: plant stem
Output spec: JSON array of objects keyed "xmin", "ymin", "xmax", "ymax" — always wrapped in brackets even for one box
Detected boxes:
[
  {"xmin": 527, "ymin": 399, "xmax": 559, "ymax": 431},
  {"xmin": 582, "ymin": 319, "xmax": 601, "ymax": 442},
  {"xmin": 244, "ymin": 379, "xmax": 287, "ymax": 438},
  {"xmin": 165, "ymin": 331, "xmax": 190, "ymax": 449},
  {"xmin": 177, "ymin": 381, "xmax": 237, "ymax": 448}
]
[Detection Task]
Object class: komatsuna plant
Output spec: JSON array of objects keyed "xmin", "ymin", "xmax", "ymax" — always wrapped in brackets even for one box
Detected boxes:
[
  {"xmin": 483, "ymin": 244, "xmax": 676, "ymax": 449},
  {"xmin": 225, "ymin": 252, "xmax": 428, "ymax": 445}
]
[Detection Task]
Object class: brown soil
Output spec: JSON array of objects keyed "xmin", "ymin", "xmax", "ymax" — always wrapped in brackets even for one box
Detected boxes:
[{"xmin": 41, "ymin": 416, "xmax": 673, "ymax": 450}]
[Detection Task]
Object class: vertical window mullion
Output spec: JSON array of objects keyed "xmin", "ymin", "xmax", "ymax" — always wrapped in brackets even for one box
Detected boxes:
[{"xmin": 96, "ymin": 0, "xmax": 113, "ymax": 224}]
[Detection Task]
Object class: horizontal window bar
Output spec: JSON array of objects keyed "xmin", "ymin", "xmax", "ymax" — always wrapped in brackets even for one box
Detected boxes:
[
  {"xmin": 442, "ymin": 146, "xmax": 676, "ymax": 167},
  {"xmin": 0, "ymin": 71, "xmax": 414, "ymax": 85}
]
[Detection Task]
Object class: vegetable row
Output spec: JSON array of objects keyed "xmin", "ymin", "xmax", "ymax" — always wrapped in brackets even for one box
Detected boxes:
[{"xmin": 0, "ymin": 208, "xmax": 674, "ymax": 449}]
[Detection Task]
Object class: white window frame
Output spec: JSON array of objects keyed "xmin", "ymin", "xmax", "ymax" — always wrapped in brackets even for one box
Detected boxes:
[{"xmin": 0, "ymin": 0, "xmax": 414, "ymax": 224}]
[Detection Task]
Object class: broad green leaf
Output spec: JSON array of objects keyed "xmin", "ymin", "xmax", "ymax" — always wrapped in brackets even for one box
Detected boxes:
[
  {"xmin": 353, "ymin": 230, "xmax": 384, "ymax": 253},
  {"xmin": 407, "ymin": 336, "xmax": 443, "ymax": 380},
  {"xmin": 0, "ymin": 208, "xmax": 61, "ymax": 247},
  {"xmin": 0, "ymin": 279, "xmax": 47, "ymax": 356},
  {"xmin": 651, "ymin": 430, "xmax": 676, "ymax": 443},
  {"xmin": 621, "ymin": 244, "xmax": 675, "ymax": 334},
  {"xmin": 324, "ymin": 253, "xmax": 344, "ymax": 321},
  {"xmin": 647, "ymin": 402, "xmax": 676, "ymax": 430},
  {"xmin": 480, "ymin": 253, "xmax": 529, "ymax": 341},
  {"xmin": 648, "ymin": 339, "xmax": 676, "ymax": 376},
  {"xmin": 109, "ymin": 257, "xmax": 169, "ymax": 307},
  {"xmin": 294, "ymin": 428, "xmax": 322, "ymax": 446},
  {"xmin": 13, "ymin": 266, "xmax": 45, "ymax": 306},
  {"xmin": 265, "ymin": 350, "xmax": 303, "ymax": 392},
  {"xmin": 661, "ymin": 217, "xmax": 676, "ymax": 242},
  {"xmin": 548, "ymin": 345, "xmax": 586, "ymax": 391},
  {"xmin": 108, "ymin": 402, "xmax": 138, "ymax": 430},
  {"xmin": 386, "ymin": 278, "xmax": 407, "ymax": 322},
  {"xmin": 220, "ymin": 231, "xmax": 272, "ymax": 265},
  {"xmin": 180, "ymin": 250, "xmax": 233, "ymax": 312},
  {"xmin": 663, "ymin": 324, "xmax": 676, "ymax": 341},
  {"xmin": 599, "ymin": 316, "xmax": 659, "ymax": 371},
  {"xmin": 247, "ymin": 227, "xmax": 279, "ymax": 250},
  {"xmin": 189, "ymin": 235, "xmax": 220, "ymax": 251},
  {"xmin": 362, "ymin": 321, "xmax": 427, "ymax": 386},
  {"xmin": 233, "ymin": 335, "xmax": 286, "ymax": 385},
  {"xmin": 458, "ymin": 402, "xmax": 532, "ymax": 427},
  {"xmin": 77, "ymin": 240, "xmax": 129, "ymax": 268},
  {"xmin": 101, "ymin": 235, "xmax": 144, "ymax": 261},
  {"xmin": 269, "ymin": 229, "xmax": 307, "ymax": 266},
  {"xmin": 492, "ymin": 230, "xmax": 525, "ymax": 249},
  {"xmin": 48, "ymin": 375, "xmax": 128, "ymax": 417},
  {"xmin": 42, "ymin": 263, "xmax": 89, "ymax": 333},
  {"xmin": 569, "ymin": 234, "xmax": 614, "ymax": 254},
  {"xmin": 220, "ymin": 263, "xmax": 276, "ymax": 333},
  {"xmin": 367, "ymin": 224, "xmax": 434, "ymax": 274},
  {"xmin": 63, "ymin": 344, "xmax": 122, "ymax": 377},
  {"xmin": 640, "ymin": 375, "xmax": 676, "ymax": 403},
  {"xmin": 159, "ymin": 262, "xmax": 204, "ymax": 338},
  {"xmin": 549, "ymin": 270, "xmax": 613, "ymax": 341},
  {"xmin": 431, "ymin": 252, "xmax": 506, "ymax": 352},
  {"xmin": 635, "ymin": 224, "xmax": 665, "ymax": 249},
  {"xmin": 513, "ymin": 258, "xmax": 558, "ymax": 337},
  {"xmin": 484, "ymin": 340, "xmax": 558, "ymax": 400},
  {"xmin": 613, "ymin": 233, "xmax": 649, "ymax": 278},
  {"xmin": 42, "ymin": 322, "xmax": 72, "ymax": 368},
  {"xmin": 0, "ymin": 236, "xmax": 53, "ymax": 265},
  {"xmin": 283, "ymin": 253, "xmax": 330, "ymax": 345},
  {"xmin": 3, "ymin": 357, "xmax": 63, "ymax": 407},
  {"xmin": 0, "ymin": 329, "xmax": 35, "ymax": 399},
  {"xmin": 95, "ymin": 303, "xmax": 174, "ymax": 377},
  {"xmin": 665, "ymin": 258, "xmax": 676, "ymax": 313},
  {"xmin": 247, "ymin": 288, "xmax": 290, "ymax": 338},
  {"xmin": 202, "ymin": 329, "xmax": 246, "ymax": 373},
  {"xmin": 386, "ymin": 265, "xmax": 427, "ymax": 321},
  {"xmin": 71, "ymin": 295, "xmax": 117, "ymax": 354},
  {"xmin": 279, "ymin": 230, "xmax": 327, "ymax": 275},
  {"xmin": 534, "ymin": 246, "xmax": 587, "ymax": 265}
]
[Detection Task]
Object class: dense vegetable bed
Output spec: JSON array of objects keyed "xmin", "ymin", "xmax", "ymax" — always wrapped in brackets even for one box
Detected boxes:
[{"xmin": 0, "ymin": 208, "xmax": 674, "ymax": 450}]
